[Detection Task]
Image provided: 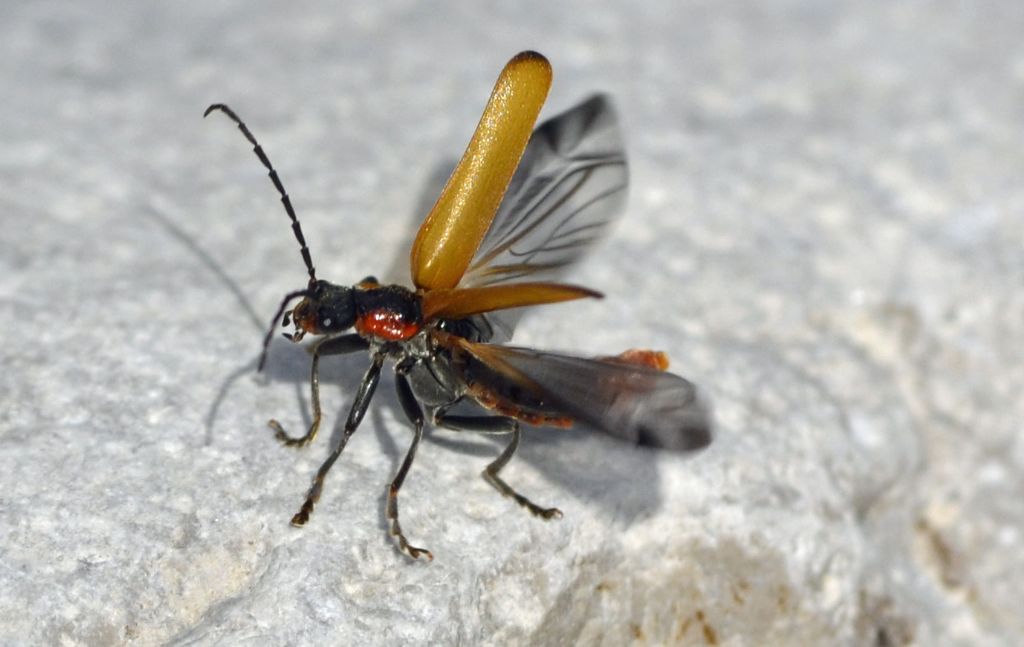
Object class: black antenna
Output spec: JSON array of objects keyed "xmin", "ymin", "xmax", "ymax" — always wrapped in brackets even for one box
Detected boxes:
[{"xmin": 204, "ymin": 103, "xmax": 317, "ymax": 284}]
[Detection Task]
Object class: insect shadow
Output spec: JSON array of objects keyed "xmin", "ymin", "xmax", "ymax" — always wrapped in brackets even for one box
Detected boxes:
[
  {"xmin": 154, "ymin": 150, "xmax": 672, "ymax": 527},
  {"xmin": 246, "ymin": 157, "xmax": 674, "ymax": 527},
  {"xmin": 140, "ymin": 198, "xmax": 265, "ymax": 446}
]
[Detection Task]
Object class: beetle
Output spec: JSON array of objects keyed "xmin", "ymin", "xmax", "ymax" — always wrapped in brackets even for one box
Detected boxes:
[{"xmin": 206, "ymin": 51, "xmax": 711, "ymax": 560}]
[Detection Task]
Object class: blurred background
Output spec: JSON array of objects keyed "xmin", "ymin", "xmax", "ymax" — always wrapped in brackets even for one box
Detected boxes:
[{"xmin": 2, "ymin": 1, "xmax": 1022, "ymax": 645}]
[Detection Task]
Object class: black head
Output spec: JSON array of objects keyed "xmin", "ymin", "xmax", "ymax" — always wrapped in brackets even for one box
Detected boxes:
[
  {"xmin": 257, "ymin": 280, "xmax": 356, "ymax": 371},
  {"xmin": 288, "ymin": 280, "xmax": 357, "ymax": 338}
]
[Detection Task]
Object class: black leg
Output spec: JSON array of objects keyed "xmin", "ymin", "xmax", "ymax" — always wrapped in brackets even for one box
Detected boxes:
[
  {"xmin": 291, "ymin": 352, "xmax": 384, "ymax": 526},
  {"xmin": 435, "ymin": 414, "xmax": 562, "ymax": 519},
  {"xmin": 269, "ymin": 334, "xmax": 368, "ymax": 447},
  {"xmin": 387, "ymin": 369, "xmax": 433, "ymax": 561}
]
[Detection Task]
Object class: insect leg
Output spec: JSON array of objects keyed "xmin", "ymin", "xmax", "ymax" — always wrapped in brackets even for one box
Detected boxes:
[
  {"xmin": 291, "ymin": 352, "xmax": 384, "ymax": 526},
  {"xmin": 388, "ymin": 368, "xmax": 433, "ymax": 561},
  {"xmin": 436, "ymin": 414, "xmax": 562, "ymax": 519},
  {"xmin": 269, "ymin": 333, "xmax": 369, "ymax": 447}
]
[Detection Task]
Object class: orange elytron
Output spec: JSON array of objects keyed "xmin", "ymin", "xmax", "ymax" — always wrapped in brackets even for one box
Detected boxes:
[{"xmin": 206, "ymin": 51, "xmax": 711, "ymax": 561}]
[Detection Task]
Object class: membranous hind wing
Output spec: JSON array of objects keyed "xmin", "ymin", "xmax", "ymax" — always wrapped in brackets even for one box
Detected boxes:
[
  {"xmin": 447, "ymin": 337, "xmax": 712, "ymax": 452},
  {"xmin": 462, "ymin": 95, "xmax": 628, "ymax": 290}
]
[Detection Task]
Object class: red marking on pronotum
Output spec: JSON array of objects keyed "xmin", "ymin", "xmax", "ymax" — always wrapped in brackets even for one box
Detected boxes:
[{"xmin": 354, "ymin": 310, "xmax": 421, "ymax": 341}]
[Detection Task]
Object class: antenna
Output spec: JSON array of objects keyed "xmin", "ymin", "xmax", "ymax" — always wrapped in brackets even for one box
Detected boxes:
[{"xmin": 204, "ymin": 103, "xmax": 317, "ymax": 283}]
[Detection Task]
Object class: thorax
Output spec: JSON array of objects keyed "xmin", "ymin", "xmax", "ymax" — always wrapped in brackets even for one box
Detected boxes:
[{"xmin": 352, "ymin": 284, "xmax": 423, "ymax": 342}]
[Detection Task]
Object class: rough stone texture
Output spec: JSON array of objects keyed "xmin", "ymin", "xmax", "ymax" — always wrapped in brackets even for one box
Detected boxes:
[{"xmin": 1, "ymin": 2, "xmax": 1022, "ymax": 645}]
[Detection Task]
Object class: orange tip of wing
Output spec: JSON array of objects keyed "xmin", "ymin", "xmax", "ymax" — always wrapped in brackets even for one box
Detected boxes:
[
  {"xmin": 421, "ymin": 282, "xmax": 601, "ymax": 321},
  {"xmin": 600, "ymin": 349, "xmax": 671, "ymax": 371}
]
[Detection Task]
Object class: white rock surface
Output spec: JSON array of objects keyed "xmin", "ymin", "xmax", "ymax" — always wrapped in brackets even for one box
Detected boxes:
[{"xmin": 1, "ymin": 2, "xmax": 1022, "ymax": 645}]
